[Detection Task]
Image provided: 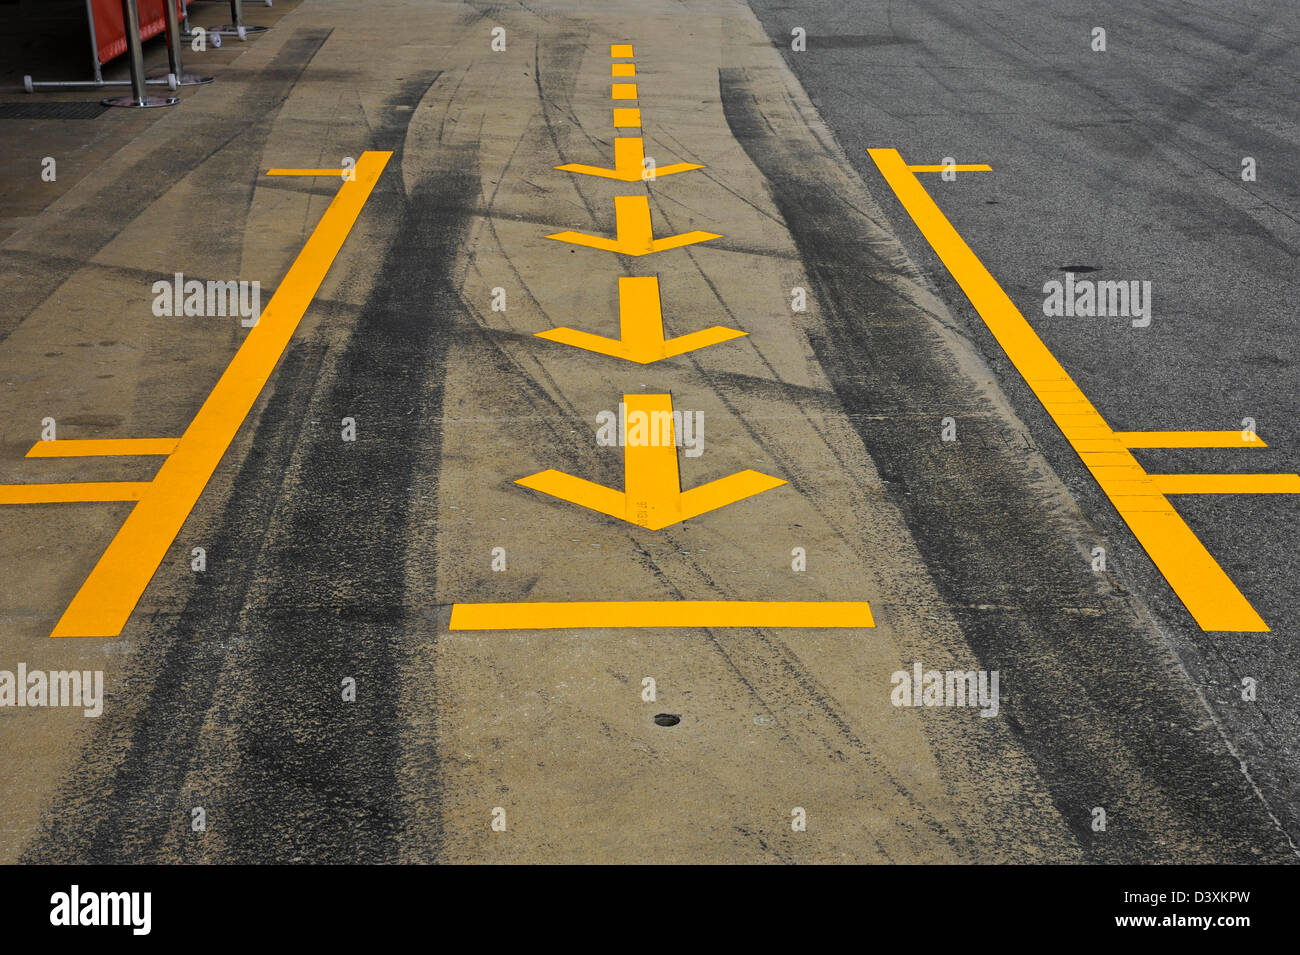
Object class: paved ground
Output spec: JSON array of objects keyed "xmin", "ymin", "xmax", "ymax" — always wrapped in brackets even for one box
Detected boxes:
[{"xmin": 0, "ymin": 0, "xmax": 1295, "ymax": 863}]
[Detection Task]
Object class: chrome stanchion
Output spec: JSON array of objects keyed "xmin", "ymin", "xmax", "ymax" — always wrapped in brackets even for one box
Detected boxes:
[
  {"xmin": 211, "ymin": 0, "xmax": 269, "ymax": 39},
  {"xmin": 102, "ymin": 0, "xmax": 179, "ymax": 107},
  {"xmin": 152, "ymin": 0, "xmax": 214, "ymax": 86}
]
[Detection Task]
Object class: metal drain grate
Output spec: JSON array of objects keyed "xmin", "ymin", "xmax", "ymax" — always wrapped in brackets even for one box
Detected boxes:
[{"xmin": 0, "ymin": 101, "xmax": 108, "ymax": 120}]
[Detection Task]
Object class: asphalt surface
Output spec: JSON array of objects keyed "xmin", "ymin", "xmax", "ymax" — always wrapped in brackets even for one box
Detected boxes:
[
  {"xmin": 746, "ymin": 0, "xmax": 1300, "ymax": 843},
  {"xmin": 0, "ymin": 0, "xmax": 1296, "ymax": 863}
]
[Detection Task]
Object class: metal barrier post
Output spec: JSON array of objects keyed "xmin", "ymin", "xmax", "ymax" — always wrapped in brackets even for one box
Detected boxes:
[
  {"xmin": 102, "ymin": 0, "xmax": 179, "ymax": 107},
  {"xmin": 159, "ymin": 0, "xmax": 213, "ymax": 85},
  {"xmin": 212, "ymin": 0, "xmax": 269, "ymax": 38}
]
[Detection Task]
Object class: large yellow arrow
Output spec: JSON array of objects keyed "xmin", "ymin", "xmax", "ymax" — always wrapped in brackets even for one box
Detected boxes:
[
  {"xmin": 516, "ymin": 394, "xmax": 785, "ymax": 530},
  {"xmin": 555, "ymin": 137, "xmax": 704, "ymax": 182},
  {"xmin": 535, "ymin": 276, "xmax": 746, "ymax": 363},
  {"xmin": 547, "ymin": 195, "xmax": 720, "ymax": 256}
]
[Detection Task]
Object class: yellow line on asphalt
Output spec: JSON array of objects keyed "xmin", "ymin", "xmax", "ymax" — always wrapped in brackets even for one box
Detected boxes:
[
  {"xmin": 50, "ymin": 150, "xmax": 392, "ymax": 637},
  {"xmin": 907, "ymin": 164, "xmax": 993, "ymax": 172},
  {"xmin": 1117, "ymin": 431, "xmax": 1267, "ymax": 449},
  {"xmin": 612, "ymin": 63, "xmax": 635, "ymax": 77},
  {"xmin": 1154, "ymin": 474, "xmax": 1300, "ymax": 494},
  {"xmin": 26, "ymin": 438, "xmax": 178, "ymax": 458},
  {"xmin": 610, "ymin": 44, "xmax": 634, "ymax": 57},
  {"xmin": 613, "ymin": 108, "xmax": 641, "ymax": 128},
  {"xmin": 0, "ymin": 482, "xmax": 150, "ymax": 504},
  {"xmin": 265, "ymin": 169, "xmax": 347, "ymax": 177},
  {"xmin": 612, "ymin": 83, "xmax": 638, "ymax": 100},
  {"xmin": 449, "ymin": 601, "xmax": 875, "ymax": 630},
  {"xmin": 869, "ymin": 146, "xmax": 1285, "ymax": 633}
]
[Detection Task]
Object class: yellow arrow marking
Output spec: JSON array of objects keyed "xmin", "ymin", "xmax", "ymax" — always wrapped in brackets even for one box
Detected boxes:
[
  {"xmin": 536, "ymin": 276, "xmax": 745, "ymax": 363},
  {"xmin": 516, "ymin": 393, "xmax": 784, "ymax": 530},
  {"xmin": 547, "ymin": 195, "xmax": 720, "ymax": 256},
  {"xmin": 555, "ymin": 137, "xmax": 703, "ymax": 182}
]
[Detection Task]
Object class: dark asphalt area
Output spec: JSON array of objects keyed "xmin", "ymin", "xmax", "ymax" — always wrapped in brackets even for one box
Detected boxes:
[{"xmin": 744, "ymin": 0, "xmax": 1300, "ymax": 846}]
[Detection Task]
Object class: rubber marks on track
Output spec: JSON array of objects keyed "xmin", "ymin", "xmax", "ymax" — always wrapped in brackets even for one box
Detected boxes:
[
  {"xmin": 450, "ymin": 43, "xmax": 874, "ymax": 630},
  {"xmin": 1, "ymin": 154, "xmax": 393, "ymax": 637},
  {"xmin": 871, "ymin": 148, "xmax": 1298, "ymax": 632}
]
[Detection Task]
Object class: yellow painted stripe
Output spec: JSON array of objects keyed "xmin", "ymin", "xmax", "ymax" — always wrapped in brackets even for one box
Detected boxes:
[
  {"xmin": 907, "ymin": 164, "xmax": 993, "ymax": 172},
  {"xmin": 449, "ymin": 601, "xmax": 875, "ymax": 630},
  {"xmin": 610, "ymin": 44, "xmax": 634, "ymax": 57},
  {"xmin": 613, "ymin": 108, "xmax": 641, "ymax": 128},
  {"xmin": 612, "ymin": 63, "xmax": 635, "ymax": 77},
  {"xmin": 0, "ymin": 482, "xmax": 149, "ymax": 504},
  {"xmin": 1118, "ymin": 431, "xmax": 1267, "ymax": 449},
  {"xmin": 265, "ymin": 169, "xmax": 346, "ymax": 177},
  {"xmin": 612, "ymin": 83, "xmax": 638, "ymax": 100},
  {"xmin": 870, "ymin": 147, "xmax": 1271, "ymax": 632},
  {"xmin": 1154, "ymin": 474, "xmax": 1300, "ymax": 494},
  {"xmin": 26, "ymin": 438, "xmax": 178, "ymax": 458},
  {"xmin": 51, "ymin": 151, "xmax": 392, "ymax": 638}
]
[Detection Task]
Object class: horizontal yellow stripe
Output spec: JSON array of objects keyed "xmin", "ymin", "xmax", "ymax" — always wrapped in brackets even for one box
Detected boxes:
[
  {"xmin": 27, "ymin": 438, "xmax": 178, "ymax": 458},
  {"xmin": 612, "ymin": 83, "xmax": 638, "ymax": 100},
  {"xmin": 907, "ymin": 164, "xmax": 993, "ymax": 172},
  {"xmin": 1153, "ymin": 474, "xmax": 1300, "ymax": 495},
  {"xmin": 613, "ymin": 107, "xmax": 641, "ymax": 128},
  {"xmin": 0, "ymin": 482, "xmax": 149, "ymax": 504},
  {"xmin": 449, "ymin": 601, "xmax": 875, "ymax": 630},
  {"xmin": 1118, "ymin": 431, "xmax": 1267, "ymax": 449},
  {"xmin": 612, "ymin": 63, "xmax": 635, "ymax": 77},
  {"xmin": 610, "ymin": 44, "xmax": 634, "ymax": 57},
  {"xmin": 265, "ymin": 168, "xmax": 345, "ymax": 177}
]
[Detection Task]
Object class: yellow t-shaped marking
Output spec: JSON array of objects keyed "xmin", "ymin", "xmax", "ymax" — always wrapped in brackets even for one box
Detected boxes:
[
  {"xmin": 45, "ymin": 151, "xmax": 392, "ymax": 637},
  {"xmin": 547, "ymin": 196, "xmax": 720, "ymax": 256},
  {"xmin": 516, "ymin": 393, "xmax": 785, "ymax": 530}
]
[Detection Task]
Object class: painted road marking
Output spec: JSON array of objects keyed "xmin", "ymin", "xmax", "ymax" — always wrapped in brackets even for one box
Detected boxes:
[
  {"xmin": 536, "ymin": 275, "xmax": 745, "ymax": 363},
  {"xmin": 547, "ymin": 195, "xmax": 720, "ymax": 256},
  {"xmin": 556, "ymin": 136, "xmax": 702, "ymax": 182},
  {"xmin": 265, "ymin": 168, "xmax": 349, "ymax": 177},
  {"xmin": 451, "ymin": 45, "xmax": 872, "ymax": 632},
  {"xmin": 907, "ymin": 164, "xmax": 993, "ymax": 173},
  {"xmin": 610, "ymin": 44, "xmax": 634, "ymax": 57},
  {"xmin": 0, "ymin": 151, "xmax": 392, "ymax": 637},
  {"xmin": 516, "ymin": 393, "xmax": 785, "ymax": 530},
  {"xmin": 1153, "ymin": 474, "xmax": 1300, "ymax": 494},
  {"xmin": 449, "ymin": 601, "xmax": 874, "ymax": 630},
  {"xmin": 1117, "ymin": 431, "xmax": 1266, "ymax": 449},
  {"xmin": 870, "ymin": 147, "xmax": 1300, "ymax": 632},
  {"xmin": 26, "ymin": 438, "xmax": 179, "ymax": 457},
  {"xmin": 612, "ymin": 63, "xmax": 635, "ymax": 77},
  {"xmin": 0, "ymin": 483, "xmax": 150, "ymax": 504},
  {"xmin": 612, "ymin": 83, "xmax": 638, "ymax": 100}
]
